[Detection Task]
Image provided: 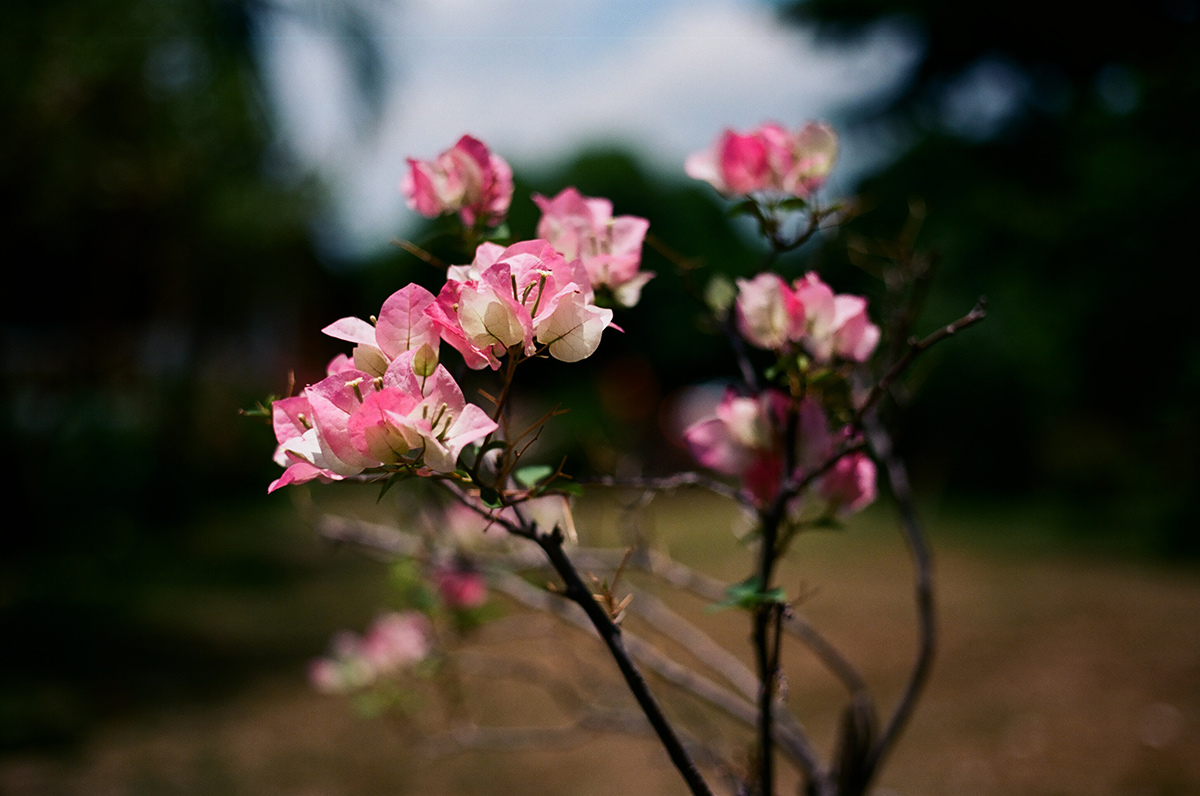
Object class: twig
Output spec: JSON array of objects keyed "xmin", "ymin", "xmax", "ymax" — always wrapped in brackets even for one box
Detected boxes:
[
  {"xmin": 585, "ymin": 472, "xmax": 751, "ymax": 505},
  {"xmin": 391, "ymin": 237, "xmax": 449, "ymax": 269},
  {"xmin": 534, "ymin": 526, "xmax": 717, "ymax": 796},
  {"xmin": 859, "ymin": 413, "xmax": 936, "ymax": 786},
  {"xmin": 851, "ymin": 297, "xmax": 988, "ymax": 428}
]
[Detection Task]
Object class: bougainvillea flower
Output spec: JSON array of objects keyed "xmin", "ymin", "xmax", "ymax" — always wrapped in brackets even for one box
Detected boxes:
[
  {"xmin": 428, "ymin": 240, "xmax": 614, "ymax": 368},
  {"xmin": 268, "ymin": 375, "xmax": 383, "ymax": 493},
  {"xmin": 684, "ymin": 388, "xmax": 789, "ymax": 504},
  {"xmin": 734, "ymin": 271, "xmax": 879, "ymax": 364},
  {"xmin": 309, "ymin": 611, "xmax": 433, "ymax": 694},
  {"xmin": 735, "ymin": 272, "xmax": 805, "ymax": 351},
  {"xmin": 268, "ymin": 353, "xmax": 498, "ymax": 491},
  {"xmin": 533, "ymin": 187, "xmax": 653, "ymax": 307},
  {"xmin": 434, "ymin": 564, "xmax": 488, "ymax": 610},
  {"xmin": 322, "ymin": 284, "xmax": 440, "ymax": 378},
  {"xmin": 684, "ymin": 390, "xmax": 876, "ymax": 515},
  {"xmin": 343, "ymin": 351, "xmax": 498, "ymax": 474},
  {"xmin": 686, "ymin": 121, "xmax": 838, "ymax": 199},
  {"xmin": 401, "ymin": 135, "xmax": 513, "ymax": 227},
  {"xmin": 790, "ymin": 272, "xmax": 880, "ymax": 363}
]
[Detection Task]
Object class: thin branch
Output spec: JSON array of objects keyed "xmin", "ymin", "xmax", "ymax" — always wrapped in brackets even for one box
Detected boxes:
[
  {"xmin": 859, "ymin": 413, "xmax": 936, "ymax": 786},
  {"xmin": 851, "ymin": 297, "xmax": 988, "ymax": 428},
  {"xmin": 534, "ymin": 527, "xmax": 717, "ymax": 796},
  {"xmin": 490, "ymin": 569, "xmax": 823, "ymax": 779},
  {"xmin": 585, "ymin": 472, "xmax": 751, "ymax": 505},
  {"xmin": 390, "ymin": 237, "xmax": 449, "ymax": 270},
  {"xmin": 625, "ymin": 588, "xmax": 759, "ymax": 703}
]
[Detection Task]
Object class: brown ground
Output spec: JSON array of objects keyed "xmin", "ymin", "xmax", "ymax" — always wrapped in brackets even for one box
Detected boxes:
[{"xmin": 2, "ymin": 493, "xmax": 1197, "ymax": 796}]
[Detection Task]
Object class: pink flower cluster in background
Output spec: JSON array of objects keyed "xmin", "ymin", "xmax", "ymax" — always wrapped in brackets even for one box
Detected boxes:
[
  {"xmin": 736, "ymin": 271, "xmax": 879, "ymax": 363},
  {"xmin": 309, "ymin": 611, "xmax": 433, "ymax": 694},
  {"xmin": 684, "ymin": 389, "xmax": 875, "ymax": 515},
  {"xmin": 533, "ymin": 187, "xmax": 653, "ymax": 308},
  {"xmin": 402, "ymin": 135, "xmax": 514, "ymax": 228},
  {"xmin": 685, "ymin": 121, "xmax": 838, "ymax": 198},
  {"xmin": 434, "ymin": 563, "xmax": 488, "ymax": 610}
]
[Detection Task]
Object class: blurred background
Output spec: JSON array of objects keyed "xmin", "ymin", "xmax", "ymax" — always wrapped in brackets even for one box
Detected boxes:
[{"xmin": 2, "ymin": 0, "xmax": 1198, "ymax": 793}]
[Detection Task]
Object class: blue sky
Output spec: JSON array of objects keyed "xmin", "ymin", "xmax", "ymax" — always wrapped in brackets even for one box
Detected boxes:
[{"xmin": 255, "ymin": 0, "xmax": 920, "ymax": 258}]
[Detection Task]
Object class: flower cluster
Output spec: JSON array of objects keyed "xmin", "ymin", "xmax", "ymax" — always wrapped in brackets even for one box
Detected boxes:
[
  {"xmin": 533, "ymin": 187, "xmax": 653, "ymax": 307},
  {"xmin": 269, "ymin": 282, "xmax": 499, "ymax": 492},
  {"xmin": 685, "ymin": 121, "xmax": 838, "ymax": 199},
  {"xmin": 269, "ymin": 350, "xmax": 499, "ymax": 492},
  {"xmin": 428, "ymin": 239, "xmax": 616, "ymax": 369},
  {"xmin": 683, "ymin": 389, "xmax": 875, "ymax": 515},
  {"xmin": 270, "ymin": 135, "xmax": 651, "ymax": 494},
  {"xmin": 309, "ymin": 611, "xmax": 433, "ymax": 694},
  {"xmin": 736, "ymin": 271, "xmax": 879, "ymax": 363},
  {"xmin": 402, "ymin": 135, "xmax": 514, "ymax": 228}
]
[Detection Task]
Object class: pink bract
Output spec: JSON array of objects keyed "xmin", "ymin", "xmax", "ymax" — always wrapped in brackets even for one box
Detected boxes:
[
  {"xmin": 322, "ymin": 284, "xmax": 440, "ymax": 378},
  {"xmin": 534, "ymin": 187, "xmax": 653, "ymax": 307},
  {"xmin": 686, "ymin": 121, "xmax": 839, "ymax": 199},
  {"xmin": 435, "ymin": 566, "xmax": 488, "ymax": 610},
  {"xmin": 734, "ymin": 271, "xmax": 879, "ymax": 364},
  {"xmin": 401, "ymin": 135, "xmax": 513, "ymax": 227},
  {"xmin": 428, "ymin": 239, "xmax": 614, "ymax": 368}
]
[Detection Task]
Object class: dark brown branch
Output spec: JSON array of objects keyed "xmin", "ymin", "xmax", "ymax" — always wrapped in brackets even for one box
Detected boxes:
[
  {"xmin": 490, "ymin": 568, "xmax": 822, "ymax": 778},
  {"xmin": 859, "ymin": 413, "xmax": 936, "ymax": 787},
  {"xmin": 533, "ymin": 527, "xmax": 716, "ymax": 796},
  {"xmin": 851, "ymin": 297, "xmax": 988, "ymax": 428}
]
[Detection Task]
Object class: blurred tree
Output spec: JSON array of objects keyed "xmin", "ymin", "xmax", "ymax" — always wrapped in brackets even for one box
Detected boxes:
[
  {"xmin": 0, "ymin": 0, "xmax": 370, "ymax": 747},
  {"xmin": 783, "ymin": 0, "xmax": 1200, "ymax": 551}
]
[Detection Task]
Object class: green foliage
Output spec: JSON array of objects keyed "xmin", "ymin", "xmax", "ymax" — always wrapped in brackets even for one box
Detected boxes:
[
  {"xmin": 785, "ymin": 0, "xmax": 1200, "ymax": 552},
  {"xmin": 709, "ymin": 576, "xmax": 788, "ymax": 613}
]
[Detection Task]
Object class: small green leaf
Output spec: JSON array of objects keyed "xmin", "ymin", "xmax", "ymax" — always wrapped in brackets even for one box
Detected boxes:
[
  {"xmin": 778, "ymin": 197, "xmax": 809, "ymax": 212},
  {"xmin": 514, "ymin": 464, "xmax": 555, "ymax": 490},
  {"xmin": 484, "ymin": 223, "xmax": 511, "ymax": 242},
  {"xmin": 707, "ymin": 576, "xmax": 787, "ymax": 612},
  {"xmin": 478, "ymin": 485, "xmax": 503, "ymax": 509},
  {"xmin": 810, "ymin": 515, "xmax": 844, "ymax": 531},
  {"xmin": 728, "ymin": 198, "xmax": 763, "ymax": 221},
  {"xmin": 554, "ymin": 481, "xmax": 585, "ymax": 498}
]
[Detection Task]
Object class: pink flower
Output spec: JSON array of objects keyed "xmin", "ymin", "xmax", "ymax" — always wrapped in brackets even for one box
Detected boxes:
[
  {"xmin": 686, "ymin": 121, "xmax": 838, "ymax": 199},
  {"xmin": 817, "ymin": 452, "xmax": 877, "ymax": 516},
  {"xmin": 321, "ymin": 284, "xmax": 441, "ymax": 378},
  {"xmin": 360, "ymin": 612, "xmax": 434, "ymax": 673},
  {"xmin": 427, "ymin": 240, "xmax": 614, "ymax": 368},
  {"xmin": 268, "ymin": 354, "xmax": 499, "ymax": 491},
  {"xmin": 533, "ymin": 187, "xmax": 653, "ymax": 307},
  {"xmin": 790, "ymin": 273, "xmax": 880, "ymax": 363},
  {"xmin": 435, "ymin": 564, "xmax": 488, "ymax": 610},
  {"xmin": 343, "ymin": 352, "xmax": 499, "ymax": 474},
  {"xmin": 683, "ymin": 388, "xmax": 789, "ymax": 505},
  {"xmin": 734, "ymin": 271, "xmax": 879, "ymax": 364},
  {"xmin": 683, "ymin": 391, "xmax": 877, "ymax": 515},
  {"xmin": 309, "ymin": 611, "xmax": 433, "ymax": 694},
  {"xmin": 735, "ymin": 273, "xmax": 805, "ymax": 350},
  {"xmin": 401, "ymin": 135, "xmax": 513, "ymax": 227}
]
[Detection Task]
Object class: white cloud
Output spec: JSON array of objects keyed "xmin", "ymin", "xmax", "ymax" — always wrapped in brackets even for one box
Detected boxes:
[{"xmin": 257, "ymin": 0, "xmax": 919, "ymax": 258}]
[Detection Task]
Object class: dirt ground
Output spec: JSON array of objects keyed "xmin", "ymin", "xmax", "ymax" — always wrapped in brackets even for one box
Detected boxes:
[{"xmin": 2, "ymin": 493, "xmax": 1197, "ymax": 796}]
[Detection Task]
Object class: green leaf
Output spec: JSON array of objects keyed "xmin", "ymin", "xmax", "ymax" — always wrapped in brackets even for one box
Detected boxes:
[
  {"xmin": 778, "ymin": 197, "xmax": 809, "ymax": 212},
  {"xmin": 810, "ymin": 515, "xmax": 845, "ymax": 531},
  {"xmin": 707, "ymin": 576, "xmax": 787, "ymax": 612},
  {"xmin": 727, "ymin": 198, "xmax": 763, "ymax": 221},
  {"xmin": 478, "ymin": 485, "xmax": 503, "ymax": 509},
  {"xmin": 514, "ymin": 464, "xmax": 555, "ymax": 490},
  {"xmin": 484, "ymin": 223, "xmax": 511, "ymax": 242},
  {"xmin": 554, "ymin": 481, "xmax": 585, "ymax": 498},
  {"xmin": 377, "ymin": 473, "xmax": 404, "ymax": 502}
]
